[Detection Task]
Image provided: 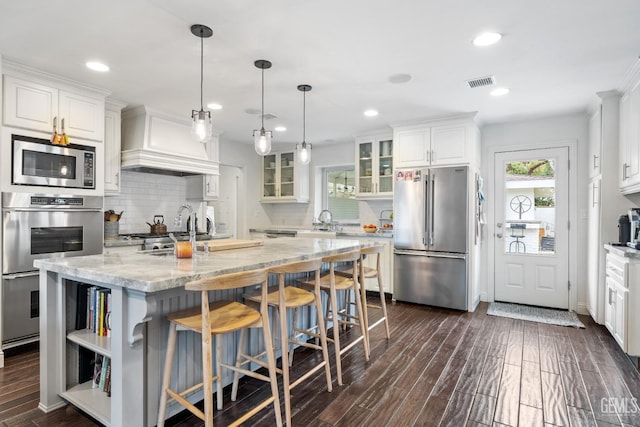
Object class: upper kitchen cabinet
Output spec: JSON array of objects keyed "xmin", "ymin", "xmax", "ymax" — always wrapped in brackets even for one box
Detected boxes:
[
  {"xmin": 619, "ymin": 65, "xmax": 640, "ymax": 194},
  {"xmin": 355, "ymin": 132, "xmax": 393, "ymax": 199},
  {"xmin": 186, "ymin": 132, "xmax": 220, "ymax": 201},
  {"xmin": 260, "ymin": 151, "xmax": 309, "ymax": 203},
  {"xmin": 104, "ymin": 99, "xmax": 127, "ymax": 196},
  {"xmin": 393, "ymin": 113, "xmax": 480, "ymax": 169},
  {"xmin": 2, "ymin": 62, "xmax": 108, "ymax": 142}
]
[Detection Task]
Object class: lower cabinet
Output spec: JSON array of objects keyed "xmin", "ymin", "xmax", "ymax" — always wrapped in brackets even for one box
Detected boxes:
[
  {"xmin": 604, "ymin": 248, "xmax": 640, "ymax": 355},
  {"xmin": 337, "ymin": 235, "xmax": 393, "ymax": 295}
]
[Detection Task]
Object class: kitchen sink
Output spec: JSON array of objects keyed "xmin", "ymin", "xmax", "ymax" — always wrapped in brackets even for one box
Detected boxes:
[{"xmin": 296, "ymin": 230, "xmax": 337, "ymax": 238}]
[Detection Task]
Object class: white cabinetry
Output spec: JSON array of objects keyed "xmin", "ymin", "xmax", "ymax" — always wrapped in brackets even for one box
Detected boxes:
[
  {"xmin": 619, "ymin": 79, "xmax": 640, "ymax": 193},
  {"xmin": 260, "ymin": 151, "xmax": 309, "ymax": 203},
  {"xmin": 104, "ymin": 99, "xmax": 127, "ymax": 196},
  {"xmin": 3, "ymin": 74, "xmax": 105, "ymax": 141},
  {"xmin": 355, "ymin": 133, "xmax": 394, "ymax": 199},
  {"xmin": 586, "ymin": 91, "xmax": 635, "ymax": 324},
  {"xmin": 393, "ymin": 113, "xmax": 479, "ymax": 169},
  {"xmin": 603, "ymin": 249, "xmax": 640, "ymax": 355},
  {"xmin": 186, "ymin": 132, "xmax": 220, "ymax": 200},
  {"xmin": 337, "ymin": 235, "xmax": 393, "ymax": 294}
]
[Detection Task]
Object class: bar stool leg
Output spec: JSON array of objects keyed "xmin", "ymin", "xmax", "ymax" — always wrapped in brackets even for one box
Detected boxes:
[
  {"xmin": 201, "ymin": 311, "xmax": 214, "ymax": 427},
  {"xmin": 314, "ymin": 287, "xmax": 333, "ymax": 393},
  {"xmin": 351, "ymin": 277, "xmax": 369, "ymax": 362},
  {"xmin": 157, "ymin": 323, "xmax": 177, "ymax": 427},
  {"xmin": 231, "ymin": 328, "xmax": 247, "ymax": 401},
  {"xmin": 279, "ymin": 293, "xmax": 292, "ymax": 426},
  {"xmin": 328, "ymin": 285, "xmax": 343, "ymax": 385},
  {"xmin": 215, "ymin": 336, "xmax": 224, "ymax": 410},
  {"xmin": 377, "ymin": 271, "xmax": 391, "ymax": 339}
]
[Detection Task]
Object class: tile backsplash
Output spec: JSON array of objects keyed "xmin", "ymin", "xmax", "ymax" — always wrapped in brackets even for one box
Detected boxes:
[{"xmin": 105, "ymin": 171, "xmax": 205, "ymax": 235}]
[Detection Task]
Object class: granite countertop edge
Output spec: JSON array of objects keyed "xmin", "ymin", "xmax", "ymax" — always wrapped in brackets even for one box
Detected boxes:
[
  {"xmin": 35, "ymin": 238, "xmax": 368, "ymax": 293},
  {"xmin": 604, "ymin": 244, "xmax": 640, "ymax": 259},
  {"xmin": 250, "ymin": 228, "xmax": 393, "ymax": 239}
]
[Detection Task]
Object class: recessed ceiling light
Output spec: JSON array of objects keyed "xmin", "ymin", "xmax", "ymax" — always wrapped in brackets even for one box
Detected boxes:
[
  {"xmin": 274, "ymin": 126, "xmax": 287, "ymax": 132},
  {"xmin": 364, "ymin": 109, "xmax": 379, "ymax": 117},
  {"xmin": 490, "ymin": 87, "xmax": 510, "ymax": 96},
  {"xmin": 207, "ymin": 103, "xmax": 222, "ymax": 110},
  {"xmin": 86, "ymin": 61, "xmax": 110, "ymax": 72},
  {"xmin": 472, "ymin": 32, "xmax": 502, "ymax": 47},
  {"xmin": 388, "ymin": 74, "xmax": 412, "ymax": 84}
]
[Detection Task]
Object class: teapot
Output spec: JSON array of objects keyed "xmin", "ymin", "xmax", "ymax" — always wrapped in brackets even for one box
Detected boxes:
[{"xmin": 146, "ymin": 215, "xmax": 167, "ymax": 235}]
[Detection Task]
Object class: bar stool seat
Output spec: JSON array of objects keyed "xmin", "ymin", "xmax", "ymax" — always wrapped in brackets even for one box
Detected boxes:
[
  {"xmin": 157, "ymin": 268, "xmax": 282, "ymax": 427},
  {"xmin": 298, "ymin": 249, "xmax": 369, "ymax": 386},
  {"xmin": 235, "ymin": 258, "xmax": 332, "ymax": 427}
]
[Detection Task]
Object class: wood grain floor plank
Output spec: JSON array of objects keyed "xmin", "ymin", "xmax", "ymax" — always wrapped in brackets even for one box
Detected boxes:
[
  {"xmin": 456, "ymin": 356, "xmax": 486, "ymax": 395},
  {"xmin": 567, "ymin": 327, "xmax": 598, "ymax": 372},
  {"xmin": 554, "ymin": 335, "xmax": 577, "ymax": 364},
  {"xmin": 598, "ymin": 364, "xmax": 640, "ymax": 426},
  {"xmin": 494, "ymin": 363, "xmax": 521, "ymax": 426},
  {"xmin": 559, "ymin": 361, "xmax": 591, "ymax": 410},
  {"xmin": 439, "ymin": 391, "xmax": 475, "ymax": 427},
  {"xmin": 581, "ymin": 369, "xmax": 622, "ymax": 425},
  {"xmin": 523, "ymin": 322, "xmax": 540, "ymax": 364},
  {"xmin": 541, "ymin": 371, "xmax": 570, "ymax": 426},
  {"xmin": 519, "ymin": 404, "xmax": 544, "ymax": 427},
  {"xmin": 520, "ymin": 361, "xmax": 543, "ymax": 409},
  {"xmin": 539, "ymin": 335, "xmax": 560, "ymax": 374},
  {"xmin": 414, "ymin": 395, "xmax": 449, "ymax": 427},
  {"xmin": 477, "ymin": 356, "xmax": 504, "ymax": 398},
  {"xmin": 505, "ymin": 330, "xmax": 523, "ymax": 367},
  {"xmin": 567, "ymin": 405, "xmax": 597, "ymax": 427},
  {"xmin": 468, "ymin": 394, "xmax": 496, "ymax": 425}
]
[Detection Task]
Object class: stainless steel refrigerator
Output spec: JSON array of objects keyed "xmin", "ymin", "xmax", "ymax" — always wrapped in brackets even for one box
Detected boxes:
[{"xmin": 393, "ymin": 166, "xmax": 468, "ymax": 310}]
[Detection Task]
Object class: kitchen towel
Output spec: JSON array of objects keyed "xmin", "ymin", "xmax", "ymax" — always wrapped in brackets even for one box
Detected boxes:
[{"xmin": 487, "ymin": 301, "xmax": 585, "ymax": 328}]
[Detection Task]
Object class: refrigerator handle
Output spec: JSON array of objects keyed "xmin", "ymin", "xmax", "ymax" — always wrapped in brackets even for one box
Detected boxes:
[
  {"xmin": 423, "ymin": 172, "xmax": 429, "ymax": 246},
  {"xmin": 429, "ymin": 173, "xmax": 435, "ymax": 246}
]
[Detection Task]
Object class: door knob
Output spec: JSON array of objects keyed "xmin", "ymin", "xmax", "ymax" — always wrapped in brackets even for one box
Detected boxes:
[
  {"xmin": 497, "ymin": 222, "xmax": 503, "ymax": 228},
  {"xmin": 496, "ymin": 233, "xmax": 503, "ymax": 238}
]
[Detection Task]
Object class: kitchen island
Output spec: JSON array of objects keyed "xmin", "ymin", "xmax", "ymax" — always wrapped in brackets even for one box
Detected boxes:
[{"xmin": 34, "ymin": 237, "xmax": 367, "ymax": 427}]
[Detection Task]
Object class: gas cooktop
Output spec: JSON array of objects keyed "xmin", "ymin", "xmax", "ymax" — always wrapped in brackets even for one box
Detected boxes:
[{"xmin": 127, "ymin": 232, "xmax": 209, "ymax": 239}]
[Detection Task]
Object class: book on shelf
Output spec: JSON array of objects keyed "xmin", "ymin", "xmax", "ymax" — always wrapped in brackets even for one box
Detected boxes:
[
  {"xmin": 78, "ymin": 347, "xmax": 95, "ymax": 384},
  {"xmin": 74, "ymin": 282, "xmax": 89, "ymax": 330},
  {"xmin": 98, "ymin": 356, "xmax": 109, "ymax": 391},
  {"xmin": 92, "ymin": 354, "xmax": 103, "ymax": 389}
]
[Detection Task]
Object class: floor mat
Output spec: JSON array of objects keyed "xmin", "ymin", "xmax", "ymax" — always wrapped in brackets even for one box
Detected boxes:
[{"xmin": 487, "ymin": 301, "xmax": 585, "ymax": 328}]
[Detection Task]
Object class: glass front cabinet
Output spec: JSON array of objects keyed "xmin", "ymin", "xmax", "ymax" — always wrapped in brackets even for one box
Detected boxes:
[
  {"xmin": 260, "ymin": 151, "xmax": 309, "ymax": 203},
  {"xmin": 356, "ymin": 133, "xmax": 394, "ymax": 199}
]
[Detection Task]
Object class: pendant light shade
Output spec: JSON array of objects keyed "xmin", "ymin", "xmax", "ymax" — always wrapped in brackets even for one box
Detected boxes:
[
  {"xmin": 296, "ymin": 84, "xmax": 312, "ymax": 165},
  {"xmin": 190, "ymin": 24, "xmax": 213, "ymax": 144},
  {"xmin": 253, "ymin": 60, "xmax": 273, "ymax": 156}
]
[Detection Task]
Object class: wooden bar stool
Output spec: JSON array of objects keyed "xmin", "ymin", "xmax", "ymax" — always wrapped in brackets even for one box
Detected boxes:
[
  {"xmin": 157, "ymin": 268, "xmax": 282, "ymax": 427},
  {"xmin": 336, "ymin": 244, "xmax": 390, "ymax": 355},
  {"xmin": 235, "ymin": 258, "xmax": 332, "ymax": 426},
  {"xmin": 298, "ymin": 250, "xmax": 369, "ymax": 386}
]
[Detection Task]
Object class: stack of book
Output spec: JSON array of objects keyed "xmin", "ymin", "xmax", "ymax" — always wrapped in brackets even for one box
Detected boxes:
[
  {"xmin": 92, "ymin": 354, "xmax": 111, "ymax": 396},
  {"xmin": 76, "ymin": 284, "xmax": 111, "ymax": 337}
]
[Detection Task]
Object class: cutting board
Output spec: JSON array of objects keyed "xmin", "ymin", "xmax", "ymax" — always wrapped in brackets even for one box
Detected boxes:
[{"xmin": 197, "ymin": 239, "xmax": 264, "ymax": 252}]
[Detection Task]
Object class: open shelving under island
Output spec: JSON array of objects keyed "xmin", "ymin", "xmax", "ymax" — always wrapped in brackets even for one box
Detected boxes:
[{"xmin": 34, "ymin": 237, "xmax": 368, "ymax": 427}]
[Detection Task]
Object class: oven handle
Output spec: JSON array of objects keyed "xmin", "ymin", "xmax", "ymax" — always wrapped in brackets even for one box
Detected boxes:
[
  {"xmin": 3, "ymin": 271, "xmax": 39, "ymax": 280},
  {"xmin": 3, "ymin": 208, "xmax": 102, "ymax": 213}
]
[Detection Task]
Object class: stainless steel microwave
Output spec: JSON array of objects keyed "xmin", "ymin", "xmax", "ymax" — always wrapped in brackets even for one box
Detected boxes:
[{"xmin": 12, "ymin": 134, "xmax": 95, "ymax": 189}]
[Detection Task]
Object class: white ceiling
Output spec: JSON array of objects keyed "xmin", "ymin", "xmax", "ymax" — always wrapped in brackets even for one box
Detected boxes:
[{"xmin": 1, "ymin": 0, "xmax": 639, "ymax": 147}]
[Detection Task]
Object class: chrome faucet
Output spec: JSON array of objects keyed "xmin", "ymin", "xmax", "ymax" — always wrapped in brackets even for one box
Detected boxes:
[{"xmin": 175, "ymin": 204, "xmax": 197, "ymax": 253}]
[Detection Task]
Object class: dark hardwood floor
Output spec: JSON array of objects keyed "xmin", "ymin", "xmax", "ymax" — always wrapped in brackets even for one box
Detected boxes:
[{"xmin": 2, "ymin": 300, "xmax": 640, "ymax": 426}]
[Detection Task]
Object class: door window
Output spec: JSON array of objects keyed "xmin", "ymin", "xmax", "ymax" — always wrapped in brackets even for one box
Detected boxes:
[
  {"xmin": 503, "ymin": 159, "xmax": 556, "ymax": 255},
  {"xmin": 324, "ymin": 167, "xmax": 358, "ymax": 221}
]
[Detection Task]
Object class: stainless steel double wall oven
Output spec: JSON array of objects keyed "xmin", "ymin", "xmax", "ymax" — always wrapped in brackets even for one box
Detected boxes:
[{"xmin": 1, "ymin": 193, "xmax": 103, "ymax": 346}]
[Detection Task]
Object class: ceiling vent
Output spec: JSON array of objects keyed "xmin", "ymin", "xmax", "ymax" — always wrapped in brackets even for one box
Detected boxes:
[{"xmin": 466, "ymin": 75, "xmax": 496, "ymax": 88}]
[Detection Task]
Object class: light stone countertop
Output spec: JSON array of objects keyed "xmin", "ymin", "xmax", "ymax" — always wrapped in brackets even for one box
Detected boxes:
[
  {"xmin": 604, "ymin": 244, "xmax": 640, "ymax": 259},
  {"xmin": 249, "ymin": 227, "xmax": 393, "ymax": 239},
  {"xmin": 35, "ymin": 237, "xmax": 367, "ymax": 293}
]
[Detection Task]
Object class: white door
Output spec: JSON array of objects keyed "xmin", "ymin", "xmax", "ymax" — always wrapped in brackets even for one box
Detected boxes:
[
  {"xmin": 215, "ymin": 165, "xmax": 244, "ymax": 239},
  {"xmin": 494, "ymin": 147, "xmax": 569, "ymax": 309}
]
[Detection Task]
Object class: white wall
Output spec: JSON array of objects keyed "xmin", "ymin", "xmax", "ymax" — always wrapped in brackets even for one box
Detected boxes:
[{"xmin": 480, "ymin": 112, "xmax": 589, "ymax": 312}]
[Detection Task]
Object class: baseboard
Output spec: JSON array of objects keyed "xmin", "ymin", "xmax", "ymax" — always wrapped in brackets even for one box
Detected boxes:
[
  {"xmin": 479, "ymin": 292, "xmax": 489, "ymax": 302},
  {"xmin": 575, "ymin": 302, "xmax": 590, "ymax": 316}
]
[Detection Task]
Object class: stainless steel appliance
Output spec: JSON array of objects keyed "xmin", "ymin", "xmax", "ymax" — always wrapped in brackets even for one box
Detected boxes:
[
  {"xmin": 12, "ymin": 134, "xmax": 96, "ymax": 189},
  {"xmin": 628, "ymin": 208, "xmax": 640, "ymax": 249},
  {"xmin": 1, "ymin": 192, "xmax": 103, "ymax": 346},
  {"xmin": 129, "ymin": 232, "xmax": 211, "ymax": 251},
  {"xmin": 393, "ymin": 166, "xmax": 469, "ymax": 310}
]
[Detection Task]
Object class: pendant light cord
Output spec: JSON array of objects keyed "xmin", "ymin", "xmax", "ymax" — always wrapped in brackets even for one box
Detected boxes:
[
  {"xmin": 302, "ymin": 89, "xmax": 306, "ymax": 143},
  {"xmin": 261, "ymin": 68, "xmax": 265, "ymax": 129},
  {"xmin": 199, "ymin": 27, "xmax": 204, "ymax": 111}
]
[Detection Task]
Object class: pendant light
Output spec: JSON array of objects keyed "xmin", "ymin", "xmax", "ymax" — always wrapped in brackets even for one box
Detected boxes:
[
  {"xmin": 296, "ymin": 84, "xmax": 312, "ymax": 165},
  {"xmin": 253, "ymin": 60, "xmax": 273, "ymax": 156},
  {"xmin": 190, "ymin": 24, "xmax": 213, "ymax": 143}
]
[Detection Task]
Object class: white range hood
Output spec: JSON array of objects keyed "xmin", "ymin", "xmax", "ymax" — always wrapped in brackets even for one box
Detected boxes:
[{"xmin": 121, "ymin": 105, "xmax": 219, "ymax": 176}]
